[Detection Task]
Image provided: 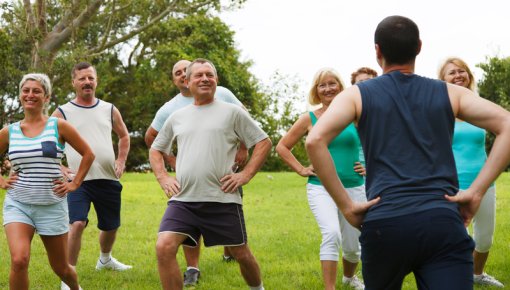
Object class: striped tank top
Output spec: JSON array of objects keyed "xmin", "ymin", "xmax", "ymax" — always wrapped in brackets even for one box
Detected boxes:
[{"xmin": 7, "ymin": 117, "xmax": 65, "ymax": 205}]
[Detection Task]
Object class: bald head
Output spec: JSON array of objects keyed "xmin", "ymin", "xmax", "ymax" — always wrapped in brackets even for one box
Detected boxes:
[{"xmin": 172, "ymin": 60, "xmax": 191, "ymax": 92}]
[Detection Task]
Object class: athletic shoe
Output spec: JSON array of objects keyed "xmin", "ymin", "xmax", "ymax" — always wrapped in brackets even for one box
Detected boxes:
[
  {"xmin": 474, "ymin": 273, "xmax": 504, "ymax": 288},
  {"xmin": 95, "ymin": 257, "xmax": 132, "ymax": 271},
  {"xmin": 60, "ymin": 281, "xmax": 82, "ymax": 290},
  {"xmin": 222, "ymin": 255, "xmax": 236, "ymax": 262},
  {"xmin": 183, "ymin": 268, "xmax": 200, "ymax": 287},
  {"xmin": 342, "ymin": 275, "xmax": 365, "ymax": 290}
]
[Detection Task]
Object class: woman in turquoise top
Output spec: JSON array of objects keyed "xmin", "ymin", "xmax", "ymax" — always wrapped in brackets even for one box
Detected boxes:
[
  {"xmin": 0, "ymin": 73, "xmax": 94, "ymax": 290},
  {"xmin": 276, "ymin": 68, "xmax": 366, "ymax": 290},
  {"xmin": 439, "ymin": 57, "xmax": 503, "ymax": 288}
]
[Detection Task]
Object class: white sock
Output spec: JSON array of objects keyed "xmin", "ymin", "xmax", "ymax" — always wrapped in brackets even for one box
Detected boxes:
[
  {"xmin": 249, "ymin": 282, "xmax": 264, "ymax": 290},
  {"xmin": 100, "ymin": 252, "xmax": 112, "ymax": 263},
  {"xmin": 186, "ymin": 266, "xmax": 199, "ymax": 271}
]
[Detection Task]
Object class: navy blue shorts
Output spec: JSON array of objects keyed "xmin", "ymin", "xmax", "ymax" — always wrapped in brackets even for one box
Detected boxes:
[
  {"xmin": 360, "ymin": 208, "xmax": 474, "ymax": 290},
  {"xmin": 67, "ymin": 179, "xmax": 122, "ymax": 231},
  {"xmin": 159, "ymin": 200, "xmax": 247, "ymax": 247}
]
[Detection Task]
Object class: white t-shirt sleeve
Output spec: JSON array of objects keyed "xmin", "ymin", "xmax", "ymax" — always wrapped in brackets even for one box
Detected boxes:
[
  {"xmin": 150, "ymin": 103, "xmax": 171, "ymax": 132},
  {"xmin": 151, "ymin": 116, "xmax": 175, "ymax": 155},
  {"xmin": 233, "ymin": 108, "xmax": 268, "ymax": 149}
]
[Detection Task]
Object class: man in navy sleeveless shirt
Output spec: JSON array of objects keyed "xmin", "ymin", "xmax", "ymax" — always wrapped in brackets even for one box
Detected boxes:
[{"xmin": 306, "ymin": 15, "xmax": 510, "ymax": 290}]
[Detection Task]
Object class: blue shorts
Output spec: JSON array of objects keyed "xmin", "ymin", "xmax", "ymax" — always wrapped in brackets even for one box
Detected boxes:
[
  {"xmin": 67, "ymin": 179, "xmax": 122, "ymax": 231},
  {"xmin": 3, "ymin": 195, "xmax": 69, "ymax": 236},
  {"xmin": 360, "ymin": 208, "xmax": 474, "ymax": 290},
  {"xmin": 159, "ymin": 200, "xmax": 247, "ymax": 247}
]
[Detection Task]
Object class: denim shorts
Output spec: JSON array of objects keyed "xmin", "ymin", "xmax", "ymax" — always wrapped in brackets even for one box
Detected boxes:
[
  {"xmin": 3, "ymin": 195, "xmax": 69, "ymax": 236},
  {"xmin": 67, "ymin": 179, "xmax": 122, "ymax": 231}
]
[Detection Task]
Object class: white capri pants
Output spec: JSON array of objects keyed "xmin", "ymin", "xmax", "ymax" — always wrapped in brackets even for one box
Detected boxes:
[
  {"xmin": 306, "ymin": 183, "xmax": 367, "ymax": 263},
  {"xmin": 470, "ymin": 186, "xmax": 496, "ymax": 253}
]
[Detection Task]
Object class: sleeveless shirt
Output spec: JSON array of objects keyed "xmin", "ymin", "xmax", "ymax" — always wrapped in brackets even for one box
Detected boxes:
[
  {"xmin": 7, "ymin": 117, "xmax": 65, "ymax": 205},
  {"xmin": 58, "ymin": 99, "xmax": 117, "ymax": 181},
  {"xmin": 308, "ymin": 112, "xmax": 364, "ymax": 188},
  {"xmin": 357, "ymin": 71, "xmax": 458, "ymax": 222}
]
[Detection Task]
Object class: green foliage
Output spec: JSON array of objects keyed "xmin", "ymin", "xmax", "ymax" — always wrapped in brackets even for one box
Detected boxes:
[
  {"xmin": 258, "ymin": 72, "xmax": 307, "ymax": 171},
  {"xmin": 477, "ymin": 56, "xmax": 510, "ymax": 154},
  {"xmin": 478, "ymin": 56, "xmax": 510, "ymax": 109},
  {"xmin": 0, "ymin": 1, "xmax": 304, "ymax": 171}
]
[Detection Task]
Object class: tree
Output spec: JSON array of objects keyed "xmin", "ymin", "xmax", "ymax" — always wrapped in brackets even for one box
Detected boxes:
[
  {"xmin": 257, "ymin": 71, "xmax": 307, "ymax": 171},
  {"xmin": 0, "ymin": 0, "xmax": 244, "ymax": 124},
  {"xmin": 477, "ymin": 56, "xmax": 510, "ymax": 154},
  {"xmin": 99, "ymin": 12, "xmax": 264, "ymax": 170},
  {"xmin": 1, "ymin": 1, "xmax": 306, "ymax": 171},
  {"xmin": 1, "ymin": 1, "xmax": 262, "ymax": 171}
]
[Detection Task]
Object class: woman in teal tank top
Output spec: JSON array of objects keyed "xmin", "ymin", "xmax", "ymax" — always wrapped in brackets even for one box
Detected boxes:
[
  {"xmin": 440, "ymin": 58, "xmax": 503, "ymax": 287},
  {"xmin": 0, "ymin": 73, "xmax": 94, "ymax": 290},
  {"xmin": 276, "ymin": 68, "xmax": 366, "ymax": 290}
]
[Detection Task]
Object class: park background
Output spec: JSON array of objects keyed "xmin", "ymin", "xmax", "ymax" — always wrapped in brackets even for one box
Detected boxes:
[
  {"xmin": 0, "ymin": 172, "xmax": 509, "ymax": 289},
  {"xmin": 1, "ymin": 0, "xmax": 510, "ymax": 289}
]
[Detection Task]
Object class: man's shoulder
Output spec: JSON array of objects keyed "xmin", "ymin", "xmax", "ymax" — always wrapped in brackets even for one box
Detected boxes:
[
  {"xmin": 159, "ymin": 93, "xmax": 190, "ymax": 111},
  {"xmin": 58, "ymin": 101, "xmax": 72, "ymax": 110},
  {"xmin": 215, "ymin": 86, "xmax": 235, "ymax": 99}
]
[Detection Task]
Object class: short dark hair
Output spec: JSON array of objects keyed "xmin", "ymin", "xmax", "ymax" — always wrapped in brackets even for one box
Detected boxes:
[
  {"xmin": 374, "ymin": 16, "xmax": 420, "ymax": 65},
  {"xmin": 71, "ymin": 62, "xmax": 95, "ymax": 79}
]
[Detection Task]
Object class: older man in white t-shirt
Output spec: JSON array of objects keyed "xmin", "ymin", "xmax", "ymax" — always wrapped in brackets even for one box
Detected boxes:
[
  {"xmin": 145, "ymin": 59, "xmax": 248, "ymax": 285},
  {"xmin": 150, "ymin": 58, "xmax": 271, "ymax": 290}
]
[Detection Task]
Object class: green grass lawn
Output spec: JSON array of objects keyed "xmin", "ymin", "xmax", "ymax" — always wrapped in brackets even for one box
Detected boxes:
[{"xmin": 0, "ymin": 172, "xmax": 509, "ymax": 289}]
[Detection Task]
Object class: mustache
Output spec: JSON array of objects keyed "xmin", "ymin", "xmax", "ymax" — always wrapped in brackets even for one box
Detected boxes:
[{"xmin": 83, "ymin": 84, "xmax": 94, "ymax": 90}]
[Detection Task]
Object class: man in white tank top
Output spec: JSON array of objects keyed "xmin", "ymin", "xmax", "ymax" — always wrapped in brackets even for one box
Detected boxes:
[{"xmin": 52, "ymin": 62, "xmax": 132, "ymax": 289}]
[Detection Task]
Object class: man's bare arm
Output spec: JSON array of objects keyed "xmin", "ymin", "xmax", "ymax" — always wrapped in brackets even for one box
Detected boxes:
[
  {"xmin": 112, "ymin": 107, "xmax": 130, "ymax": 178},
  {"xmin": 446, "ymin": 84, "xmax": 510, "ymax": 224}
]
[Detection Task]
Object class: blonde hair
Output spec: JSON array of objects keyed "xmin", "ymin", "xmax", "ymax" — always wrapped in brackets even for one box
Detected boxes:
[
  {"xmin": 438, "ymin": 57, "xmax": 476, "ymax": 91},
  {"xmin": 308, "ymin": 68, "xmax": 345, "ymax": 105}
]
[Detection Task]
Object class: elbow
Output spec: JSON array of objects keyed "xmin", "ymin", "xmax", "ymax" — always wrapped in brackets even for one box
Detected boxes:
[
  {"xmin": 264, "ymin": 138, "xmax": 273, "ymax": 153},
  {"xmin": 149, "ymin": 148, "xmax": 162, "ymax": 164},
  {"xmin": 144, "ymin": 132, "xmax": 152, "ymax": 148},
  {"xmin": 87, "ymin": 150, "xmax": 96, "ymax": 163},
  {"xmin": 305, "ymin": 133, "xmax": 319, "ymax": 152},
  {"xmin": 275, "ymin": 141, "xmax": 287, "ymax": 157}
]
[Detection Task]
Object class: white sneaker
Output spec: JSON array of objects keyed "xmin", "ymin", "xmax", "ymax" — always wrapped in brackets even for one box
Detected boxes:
[
  {"xmin": 61, "ymin": 281, "xmax": 82, "ymax": 290},
  {"xmin": 95, "ymin": 257, "xmax": 132, "ymax": 271},
  {"xmin": 474, "ymin": 273, "xmax": 504, "ymax": 288},
  {"xmin": 342, "ymin": 275, "xmax": 365, "ymax": 290}
]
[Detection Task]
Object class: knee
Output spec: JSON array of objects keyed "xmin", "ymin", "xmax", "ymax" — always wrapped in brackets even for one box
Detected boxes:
[
  {"xmin": 229, "ymin": 247, "xmax": 254, "ymax": 264},
  {"xmin": 474, "ymin": 237, "xmax": 493, "ymax": 253},
  {"xmin": 11, "ymin": 254, "xmax": 30, "ymax": 273},
  {"xmin": 52, "ymin": 264, "xmax": 74, "ymax": 278},
  {"xmin": 155, "ymin": 237, "xmax": 180, "ymax": 260},
  {"xmin": 343, "ymin": 250, "xmax": 361, "ymax": 263},
  {"xmin": 321, "ymin": 228, "xmax": 341, "ymax": 247},
  {"xmin": 70, "ymin": 221, "xmax": 87, "ymax": 233}
]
